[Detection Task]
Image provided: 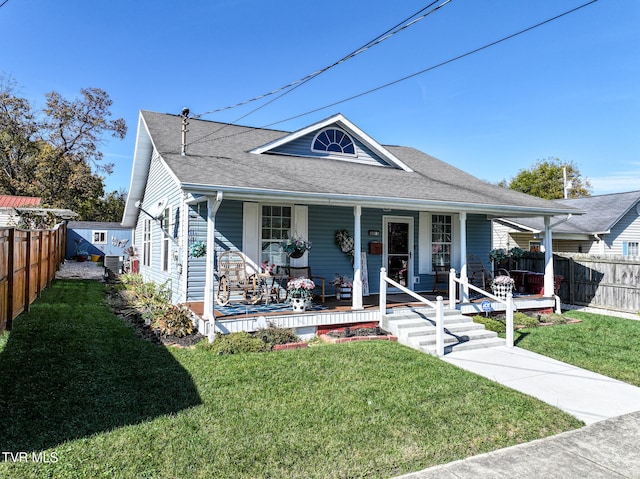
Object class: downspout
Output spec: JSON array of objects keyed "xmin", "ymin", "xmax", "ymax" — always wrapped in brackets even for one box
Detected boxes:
[{"xmin": 205, "ymin": 191, "xmax": 223, "ymax": 341}]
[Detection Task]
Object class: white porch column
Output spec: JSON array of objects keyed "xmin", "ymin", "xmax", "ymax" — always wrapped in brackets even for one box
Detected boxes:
[
  {"xmin": 543, "ymin": 216, "xmax": 555, "ymax": 297},
  {"xmin": 204, "ymin": 192, "xmax": 223, "ymax": 338},
  {"xmin": 458, "ymin": 212, "xmax": 468, "ymax": 302},
  {"xmin": 352, "ymin": 205, "xmax": 363, "ymax": 310}
]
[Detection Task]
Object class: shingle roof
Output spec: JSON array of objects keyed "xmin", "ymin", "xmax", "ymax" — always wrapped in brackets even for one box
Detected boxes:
[
  {"xmin": 499, "ymin": 190, "xmax": 640, "ymax": 234},
  {"xmin": 132, "ymin": 111, "xmax": 580, "ymax": 218}
]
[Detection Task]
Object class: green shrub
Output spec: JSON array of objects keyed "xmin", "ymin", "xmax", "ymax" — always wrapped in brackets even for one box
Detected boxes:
[
  {"xmin": 256, "ymin": 325, "xmax": 299, "ymax": 348},
  {"xmin": 514, "ymin": 312, "xmax": 540, "ymax": 329},
  {"xmin": 198, "ymin": 332, "xmax": 269, "ymax": 354},
  {"xmin": 472, "ymin": 315, "xmax": 505, "ymax": 333}
]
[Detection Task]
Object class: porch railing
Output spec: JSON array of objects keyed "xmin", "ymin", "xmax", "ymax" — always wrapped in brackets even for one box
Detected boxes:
[
  {"xmin": 379, "ymin": 267, "xmax": 446, "ymax": 356},
  {"xmin": 448, "ymin": 268, "xmax": 515, "ymax": 348}
]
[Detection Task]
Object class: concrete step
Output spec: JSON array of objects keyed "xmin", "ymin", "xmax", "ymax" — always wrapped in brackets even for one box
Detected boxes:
[{"xmin": 382, "ymin": 307, "xmax": 503, "ymax": 356}]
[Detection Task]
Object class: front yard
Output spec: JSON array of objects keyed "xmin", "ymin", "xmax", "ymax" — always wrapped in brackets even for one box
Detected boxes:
[{"xmin": 0, "ymin": 280, "xmax": 593, "ymax": 478}]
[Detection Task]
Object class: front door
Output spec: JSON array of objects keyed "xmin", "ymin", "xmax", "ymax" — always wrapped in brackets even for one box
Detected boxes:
[{"xmin": 384, "ymin": 217, "xmax": 413, "ymax": 291}]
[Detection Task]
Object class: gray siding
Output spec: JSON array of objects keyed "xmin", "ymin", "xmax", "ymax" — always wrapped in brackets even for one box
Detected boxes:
[
  {"xmin": 135, "ymin": 152, "xmax": 184, "ymax": 303},
  {"xmin": 609, "ymin": 202, "xmax": 640, "ymax": 256}
]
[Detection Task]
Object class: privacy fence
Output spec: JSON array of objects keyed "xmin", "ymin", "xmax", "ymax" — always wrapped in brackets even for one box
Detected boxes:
[
  {"xmin": 0, "ymin": 224, "xmax": 67, "ymax": 334},
  {"xmin": 510, "ymin": 252, "xmax": 640, "ymax": 314}
]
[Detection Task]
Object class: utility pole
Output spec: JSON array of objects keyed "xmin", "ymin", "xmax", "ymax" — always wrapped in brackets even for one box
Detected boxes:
[
  {"xmin": 563, "ymin": 166, "xmax": 572, "ymax": 199},
  {"xmin": 181, "ymin": 107, "xmax": 189, "ymax": 156}
]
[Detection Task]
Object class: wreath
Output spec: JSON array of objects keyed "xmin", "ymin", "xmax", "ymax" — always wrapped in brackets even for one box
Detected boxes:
[{"xmin": 335, "ymin": 230, "xmax": 354, "ymax": 261}]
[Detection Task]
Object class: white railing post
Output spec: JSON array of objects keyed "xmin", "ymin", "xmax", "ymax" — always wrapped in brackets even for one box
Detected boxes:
[
  {"xmin": 436, "ymin": 295, "xmax": 445, "ymax": 357},
  {"xmin": 506, "ymin": 292, "xmax": 514, "ymax": 348},
  {"xmin": 448, "ymin": 268, "xmax": 456, "ymax": 309},
  {"xmin": 379, "ymin": 267, "xmax": 387, "ymax": 317}
]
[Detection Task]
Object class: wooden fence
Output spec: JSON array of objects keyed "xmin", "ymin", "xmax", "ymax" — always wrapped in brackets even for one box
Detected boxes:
[
  {"xmin": 509, "ymin": 252, "xmax": 640, "ymax": 314},
  {"xmin": 0, "ymin": 224, "xmax": 67, "ymax": 334}
]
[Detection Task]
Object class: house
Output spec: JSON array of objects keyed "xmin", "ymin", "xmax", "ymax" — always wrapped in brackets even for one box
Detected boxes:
[
  {"xmin": 493, "ymin": 190, "xmax": 640, "ymax": 257},
  {"xmin": 121, "ymin": 110, "xmax": 579, "ymax": 339},
  {"xmin": 66, "ymin": 221, "xmax": 133, "ymax": 261}
]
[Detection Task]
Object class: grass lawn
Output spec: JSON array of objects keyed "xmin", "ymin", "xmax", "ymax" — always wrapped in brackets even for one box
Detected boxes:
[
  {"xmin": 0, "ymin": 280, "xmax": 582, "ymax": 478},
  {"xmin": 515, "ymin": 310, "xmax": 640, "ymax": 387}
]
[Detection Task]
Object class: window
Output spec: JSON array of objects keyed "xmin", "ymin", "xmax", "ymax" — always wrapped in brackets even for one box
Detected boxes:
[
  {"xmin": 431, "ymin": 215, "xmax": 451, "ymax": 271},
  {"xmin": 261, "ymin": 205, "xmax": 291, "ymax": 266},
  {"xmin": 92, "ymin": 230, "xmax": 107, "ymax": 244},
  {"xmin": 161, "ymin": 207, "xmax": 171, "ymax": 272},
  {"xmin": 142, "ymin": 219, "xmax": 151, "ymax": 267},
  {"xmin": 624, "ymin": 241, "xmax": 639, "ymax": 257},
  {"xmin": 529, "ymin": 241, "xmax": 542, "ymax": 252},
  {"xmin": 312, "ymin": 128, "xmax": 356, "ymax": 155}
]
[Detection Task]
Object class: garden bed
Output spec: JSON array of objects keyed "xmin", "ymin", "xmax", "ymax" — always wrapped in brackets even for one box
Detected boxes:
[{"xmin": 320, "ymin": 326, "xmax": 397, "ymax": 344}]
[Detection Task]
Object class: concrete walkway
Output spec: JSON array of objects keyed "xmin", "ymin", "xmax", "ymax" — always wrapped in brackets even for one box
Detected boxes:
[
  {"xmin": 396, "ymin": 410, "xmax": 640, "ymax": 478},
  {"xmin": 442, "ymin": 346, "xmax": 640, "ymax": 425},
  {"xmin": 395, "ymin": 346, "xmax": 640, "ymax": 478}
]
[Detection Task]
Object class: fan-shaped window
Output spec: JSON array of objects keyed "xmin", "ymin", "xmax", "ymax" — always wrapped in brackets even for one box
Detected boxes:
[{"xmin": 312, "ymin": 128, "xmax": 356, "ymax": 156}]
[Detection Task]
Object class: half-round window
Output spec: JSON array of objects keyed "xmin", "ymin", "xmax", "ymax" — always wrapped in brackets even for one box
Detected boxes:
[{"xmin": 312, "ymin": 128, "xmax": 356, "ymax": 156}]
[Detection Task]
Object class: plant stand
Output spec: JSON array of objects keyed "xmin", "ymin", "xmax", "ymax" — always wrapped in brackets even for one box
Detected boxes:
[
  {"xmin": 291, "ymin": 297, "xmax": 307, "ymax": 312},
  {"xmin": 491, "ymin": 283, "xmax": 513, "ymax": 299}
]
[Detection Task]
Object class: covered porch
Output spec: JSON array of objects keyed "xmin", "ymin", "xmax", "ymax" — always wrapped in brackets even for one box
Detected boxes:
[{"xmin": 186, "ymin": 290, "xmax": 557, "ymax": 337}]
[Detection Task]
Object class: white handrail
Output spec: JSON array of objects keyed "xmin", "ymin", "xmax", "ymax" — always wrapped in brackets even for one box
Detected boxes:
[
  {"xmin": 380, "ymin": 268, "xmax": 445, "ymax": 356},
  {"xmin": 449, "ymin": 268, "xmax": 515, "ymax": 348}
]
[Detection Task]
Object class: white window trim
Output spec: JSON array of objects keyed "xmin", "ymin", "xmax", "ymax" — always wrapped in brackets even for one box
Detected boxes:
[
  {"xmin": 143, "ymin": 219, "xmax": 152, "ymax": 267},
  {"xmin": 311, "ymin": 127, "xmax": 357, "ymax": 157},
  {"xmin": 419, "ymin": 212, "xmax": 457, "ymax": 274},
  {"xmin": 92, "ymin": 230, "xmax": 107, "ymax": 244},
  {"xmin": 161, "ymin": 206, "xmax": 172, "ymax": 273}
]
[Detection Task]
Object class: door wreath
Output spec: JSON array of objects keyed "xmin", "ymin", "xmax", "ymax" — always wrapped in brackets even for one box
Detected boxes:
[{"xmin": 335, "ymin": 230, "xmax": 354, "ymax": 262}]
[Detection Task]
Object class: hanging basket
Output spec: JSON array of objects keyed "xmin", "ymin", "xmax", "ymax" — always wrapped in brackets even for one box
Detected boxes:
[{"xmin": 288, "ymin": 249, "xmax": 305, "ymax": 259}]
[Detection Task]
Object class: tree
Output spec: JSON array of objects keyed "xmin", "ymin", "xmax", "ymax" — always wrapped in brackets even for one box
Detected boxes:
[
  {"xmin": 0, "ymin": 77, "xmax": 127, "ymax": 216},
  {"xmin": 506, "ymin": 158, "xmax": 591, "ymax": 199},
  {"xmin": 74, "ymin": 188, "xmax": 127, "ymax": 222}
]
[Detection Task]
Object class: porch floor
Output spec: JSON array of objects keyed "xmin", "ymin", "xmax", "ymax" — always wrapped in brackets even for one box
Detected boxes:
[{"xmin": 185, "ymin": 291, "xmax": 549, "ymax": 320}]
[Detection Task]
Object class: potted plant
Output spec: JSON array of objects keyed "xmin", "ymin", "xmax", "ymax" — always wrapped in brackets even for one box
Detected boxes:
[
  {"xmin": 189, "ymin": 240, "xmax": 207, "ymax": 258},
  {"xmin": 281, "ymin": 235, "xmax": 312, "ymax": 258},
  {"xmin": 330, "ymin": 273, "xmax": 353, "ymax": 300},
  {"xmin": 491, "ymin": 275, "xmax": 515, "ymax": 299},
  {"xmin": 75, "ymin": 239, "xmax": 88, "ymax": 262},
  {"xmin": 286, "ymin": 277, "xmax": 315, "ymax": 312}
]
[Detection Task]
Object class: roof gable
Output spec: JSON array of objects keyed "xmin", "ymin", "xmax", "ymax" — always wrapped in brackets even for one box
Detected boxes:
[
  {"xmin": 250, "ymin": 114, "xmax": 413, "ymax": 172},
  {"xmin": 500, "ymin": 190, "xmax": 640, "ymax": 234}
]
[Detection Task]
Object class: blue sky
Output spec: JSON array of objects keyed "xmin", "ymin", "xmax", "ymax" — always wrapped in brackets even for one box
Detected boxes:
[{"xmin": 1, "ymin": 0, "xmax": 638, "ymax": 196}]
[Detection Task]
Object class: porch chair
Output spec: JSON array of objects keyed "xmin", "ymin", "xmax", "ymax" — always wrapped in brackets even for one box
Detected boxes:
[
  {"xmin": 466, "ymin": 254, "xmax": 509, "ymax": 291},
  {"xmin": 216, "ymin": 250, "xmax": 262, "ymax": 306},
  {"xmin": 278, "ymin": 266, "xmax": 326, "ymax": 303}
]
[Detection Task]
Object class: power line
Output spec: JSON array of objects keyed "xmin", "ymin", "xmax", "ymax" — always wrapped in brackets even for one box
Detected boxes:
[
  {"xmin": 188, "ymin": 0, "xmax": 453, "ymax": 145},
  {"xmin": 0, "ymin": 0, "xmax": 11, "ymax": 9},
  {"xmin": 193, "ymin": 0, "xmax": 450, "ymax": 119},
  {"xmin": 194, "ymin": 0, "xmax": 598, "ymax": 146}
]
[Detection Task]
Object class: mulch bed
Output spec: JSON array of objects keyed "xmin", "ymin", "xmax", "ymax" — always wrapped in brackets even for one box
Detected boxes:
[
  {"xmin": 321, "ymin": 326, "xmax": 397, "ymax": 344},
  {"xmin": 105, "ymin": 284, "xmax": 205, "ymax": 348}
]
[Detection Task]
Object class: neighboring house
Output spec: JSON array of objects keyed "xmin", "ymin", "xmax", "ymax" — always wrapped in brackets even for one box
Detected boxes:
[
  {"xmin": 66, "ymin": 221, "xmax": 133, "ymax": 259},
  {"xmin": 121, "ymin": 110, "xmax": 578, "ymax": 335},
  {"xmin": 493, "ymin": 190, "xmax": 640, "ymax": 257},
  {"xmin": 0, "ymin": 195, "xmax": 42, "ymax": 226}
]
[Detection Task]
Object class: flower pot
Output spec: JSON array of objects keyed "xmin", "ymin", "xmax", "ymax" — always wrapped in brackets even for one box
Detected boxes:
[
  {"xmin": 76, "ymin": 255, "xmax": 88, "ymax": 263},
  {"xmin": 289, "ymin": 249, "xmax": 305, "ymax": 258},
  {"xmin": 90, "ymin": 254, "xmax": 101, "ymax": 262},
  {"xmin": 337, "ymin": 286, "xmax": 352, "ymax": 300},
  {"xmin": 291, "ymin": 297, "xmax": 307, "ymax": 312},
  {"xmin": 491, "ymin": 283, "xmax": 513, "ymax": 299}
]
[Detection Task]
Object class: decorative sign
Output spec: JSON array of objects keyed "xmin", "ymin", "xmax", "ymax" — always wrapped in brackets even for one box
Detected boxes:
[{"xmin": 481, "ymin": 300, "xmax": 493, "ymax": 313}]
